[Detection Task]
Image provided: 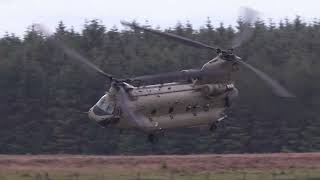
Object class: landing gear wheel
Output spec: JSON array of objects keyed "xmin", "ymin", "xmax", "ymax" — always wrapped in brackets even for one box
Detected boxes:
[
  {"xmin": 225, "ymin": 96, "xmax": 231, "ymax": 107},
  {"xmin": 147, "ymin": 134, "xmax": 158, "ymax": 144},
  {"xmin": 209, "ymin": 122, "xmax": 218, "ymax": 132}
]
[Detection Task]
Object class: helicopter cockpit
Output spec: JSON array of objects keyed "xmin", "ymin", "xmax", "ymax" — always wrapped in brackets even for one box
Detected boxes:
[
  {"xmin": 96, "ymin": 94, "xmax": 115, "ymax": 115},
  {"xmin": 88, "ymin": 93, "xmax": 119, "ymax": 127}
]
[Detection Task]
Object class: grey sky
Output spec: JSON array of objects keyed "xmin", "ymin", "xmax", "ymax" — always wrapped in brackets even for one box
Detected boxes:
[{"xmin": 0, "ymin": 0, "xmax": 319, "ymax": 37}]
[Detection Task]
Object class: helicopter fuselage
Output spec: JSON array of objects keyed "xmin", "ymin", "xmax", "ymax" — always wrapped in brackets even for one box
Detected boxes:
[
  {"xmin": 88, "ymin": 55, "xmax": 239, "ymax": 132},
  {"xmin": 89, "ymin": 81, "xmax": 237, "ymax": 130},
  {"xmin": 122, "ymin": 82, "xmax": 235, "ymax": 129}
]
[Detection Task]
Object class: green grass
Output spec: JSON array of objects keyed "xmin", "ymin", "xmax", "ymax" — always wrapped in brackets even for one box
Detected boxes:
[{"xmin": 1, "ymin": 169, "xmax": 320, "ymax": 180}]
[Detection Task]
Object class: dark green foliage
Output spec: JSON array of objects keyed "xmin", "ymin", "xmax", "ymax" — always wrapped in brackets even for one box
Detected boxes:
[{"xmin": 0, "ymin": 18, "xmax": 319, "ymax": 154}]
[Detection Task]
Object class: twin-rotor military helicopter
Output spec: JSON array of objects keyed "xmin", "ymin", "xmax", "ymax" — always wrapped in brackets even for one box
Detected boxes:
[{"xmin": 36, "ymin": 8, "xmax": 295, "ymax": 143}]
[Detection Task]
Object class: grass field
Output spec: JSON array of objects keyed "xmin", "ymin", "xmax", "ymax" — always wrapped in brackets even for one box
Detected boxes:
[
  {"xmin": 1, "ymin": 153, "xmax": 320, "ymax": 180},
  {"xmin": 1, "ymin": 169, "xmax": 320, "ymax": 180}
]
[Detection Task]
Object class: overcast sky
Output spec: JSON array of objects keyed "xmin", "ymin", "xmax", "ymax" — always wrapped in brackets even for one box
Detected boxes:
[{"xmin": 0, "ymin": 0, "xmax": 319, "ymax": 37}]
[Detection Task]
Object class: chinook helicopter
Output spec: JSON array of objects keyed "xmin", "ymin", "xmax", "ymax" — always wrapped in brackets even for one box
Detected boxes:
[{"xmin": 36, "ymin": 8, "xmax": 294, "ymax": 143}]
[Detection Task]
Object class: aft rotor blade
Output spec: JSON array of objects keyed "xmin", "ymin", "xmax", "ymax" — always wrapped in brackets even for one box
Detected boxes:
[
  {"xmin": 118, "ymin": 86, "xmax": 155, "ymax": 131},
  {"xmin": 128, "ymin": 69, "xmax": 226, "ymax": 86},
  {"xmin": 232, "ymin": 7, "xmax": 259, "ymax": 48},
  {"xmin": 237, "ymin": 59, "xmax": 295, "ymax": 98},
  {"xmin": 121, "ymin": 21, "xmax": 219, "ymax": 52},
  {"xmin": 34, "ymin": 24, "xmax": 115, "ymax": 80}
]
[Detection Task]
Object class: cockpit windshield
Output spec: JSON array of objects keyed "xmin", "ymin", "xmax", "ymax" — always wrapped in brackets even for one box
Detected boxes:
[{"xmin": 96, "ymin": 94, "xmax": 115, "ymax": 115}]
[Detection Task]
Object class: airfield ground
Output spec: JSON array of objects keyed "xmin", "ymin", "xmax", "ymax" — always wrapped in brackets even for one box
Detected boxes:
[{"xmin": 0, "ymin": 153, "xmax": 320, "ymax": 179}]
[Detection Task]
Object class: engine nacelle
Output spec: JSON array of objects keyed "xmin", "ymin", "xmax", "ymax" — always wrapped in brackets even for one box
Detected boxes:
[{"xmin": 201, "ymin": 84, "xmax": 235, "ymax": 96}]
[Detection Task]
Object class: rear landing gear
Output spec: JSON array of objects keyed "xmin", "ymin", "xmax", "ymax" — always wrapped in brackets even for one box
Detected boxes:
[
  {"xmin": 209, "ymin": 122, "xmax": 218, "ymax": 132},
  {"xmin": 209, "ymin": 115, "xmax": 227, "ymax": 132},
  {"xmin": 147, "ymin": 134, "xmax": 159, "ymax": 144}
]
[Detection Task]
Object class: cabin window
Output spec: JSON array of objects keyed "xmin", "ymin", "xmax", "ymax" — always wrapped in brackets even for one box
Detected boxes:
[
  {"xmin": 148, "ymin": 117, "xmax": 153, "ymax": 122},
  {"xmin": 204, "ymin": 104, "xmax": 210, "ymax": 112},
  {"xmin": 192, "ymin": 105, "xmax": 199, "ymax": 116}
]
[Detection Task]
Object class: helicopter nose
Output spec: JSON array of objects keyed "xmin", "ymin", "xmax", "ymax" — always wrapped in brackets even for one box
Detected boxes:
[
  {"xmin": 88, "ymin": 107, "xmax": 95, "ymax": 121},
  {"xmin": 88, "ymin": 105, "xmax": 119, "ymax": 128},
  {"xmin": 88, "ymin": 105, "xmax": 115, "ymax": 122}
]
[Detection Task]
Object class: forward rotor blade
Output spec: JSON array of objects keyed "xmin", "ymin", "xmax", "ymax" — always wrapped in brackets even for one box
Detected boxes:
[
  {"xmin": 34, "ymin": 24, "xmax": 114, "ymax": 80},
  {"xmin": 121, "ymin": 21, "xmax": 219, "ymax": 52},
  {"xmin": 118, "ymin": 86, "xmax": 155, "ymax": 131},
  {"xmin": 237, "ymin": 59, "xmax": 295, "ymax": 98},
  {"xmin": 232, "ymin": 7, "xmax": 259, "ymax": 48}
]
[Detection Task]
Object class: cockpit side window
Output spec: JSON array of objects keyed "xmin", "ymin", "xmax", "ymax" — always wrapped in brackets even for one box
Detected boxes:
[
  {"xmin": 105, "ymin": 105, "xmax": 115, "ymax": 114},
  {"xmin": 96, "ymin": 94, "xmax": 115, "ymax": 114}
]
